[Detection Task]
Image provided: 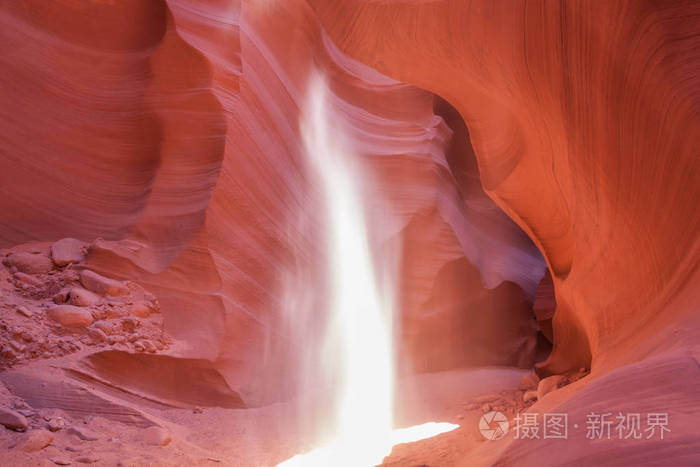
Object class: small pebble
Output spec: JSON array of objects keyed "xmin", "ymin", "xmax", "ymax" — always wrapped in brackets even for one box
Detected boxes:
[
  {"xmin": 19, "ymin": 429, "xmax": 53, "ymax": 452},
  {"xmin": 51, "ymin": 458, "xmax": 72, "ymax": 466},
  {"xmin": 142, "ymin": 426, "xmax": 172, "ymax": 446},
  {"xmin": 48, "ymin": 417, "xmax": 66, "ymax": 432},
  {"xmin": 16, "ymin": 305, "xmax": 33, "ymax": 317},
  {"xmin": 68, "ymin": 425, "xmax": 99, "ymax": 441}
]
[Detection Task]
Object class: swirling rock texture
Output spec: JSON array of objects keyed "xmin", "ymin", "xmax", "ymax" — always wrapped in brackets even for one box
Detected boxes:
[
  {"xmin": 0, "ymin": 0, "xmax": 697, "ymax": 465},
  {"xmin": 0, "ymin": 0, "xmax": 544, "ymax": 396},
  {"xmin": 309, "ymin": 0, "xmax": 700, "ymax": 464},
  {"xmin": 309, "ymin": 0, "xmax": 700, "ymax": 369}
]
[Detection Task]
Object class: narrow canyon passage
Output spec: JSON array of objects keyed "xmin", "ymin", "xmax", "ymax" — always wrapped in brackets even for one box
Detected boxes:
[{"xmin": 1, "ymin": 1, "xmax": 698, "ymax": 466}]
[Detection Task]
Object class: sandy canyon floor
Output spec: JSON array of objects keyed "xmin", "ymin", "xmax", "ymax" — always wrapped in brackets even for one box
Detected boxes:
[
  {"xmin": 0, "ymin": 359, "xmax": 535, "ymax": 467},
  {"xmin": 1, "ymin": 242, "xmax": 697, "ymax": 467},
  {"xmin": 0, "ymin": 239, "xmax": 544, "ymax": 466}
]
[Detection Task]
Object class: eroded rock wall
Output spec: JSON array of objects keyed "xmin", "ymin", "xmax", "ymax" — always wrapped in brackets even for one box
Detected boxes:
[
  {"xmin": 309, "ymin": 0, "xmax": 700, "ymax": 375},
  {"xmin": 0, "ymin": 0, "xmax": 546, "ymax": 404}
]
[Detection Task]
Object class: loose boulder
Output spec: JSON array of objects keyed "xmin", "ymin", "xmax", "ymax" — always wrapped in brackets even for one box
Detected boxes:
[
  {"xmin": 129, "ymin": 302, "xmax": 150, "ymax": 318},
  {"xmin": 0, "ymin": 407, "xmax": 28, "ymax": 431},
  {"xmin": 67, "ymin": 287, "xmax": 101, "ymax": 307},
  {"xmin": 519, "ymin": 372, "xmax": 540, "ymax": 390},
  {"xmin": 16, "ymin": 305, "xmax": 33, "ymax": 318},
  {"xmin": 93, "ymin": 320, "xmax": 116, "ymax": 335},
  {"xmin": 14, "ymin": 272, "xmax": 43, "ymax": 287},
  {"xmin": 68, "ymin": 425, "xmax": 99, "ymax": 441},
  {"xmin": 5, "ymin": 252, "xmax": 53, "ymax": 274},
  {"xmin": 51, "ymin": 238, "xmax": 86, "ymax": 267},
  {"xmin": 19, "ymin": 429, "xmax": 54, "ymax": 452},
  {"xmin": 47, "ymin": 305, "xmax": 94, "ymax": 328},
  {"xmin": 142, "ymin": 426, "xmax": 171, "ymax": 446},
  {"xmin": 48, "ymin": 417, "xmax": 66, "ymax": 432},
  {"xmin": 537, "ymin": 374, "xmax": 568, "ymax": 400},
  {"xmin": 88, "ymin": 328, "xmax": 108, "ymax": 343},
  {"xmin": 523, "ymin": 390, "xmax": 538, "ymax": 402},
  {"xmin": 50, "ymin": 457, "xmax": 72, "ymax": 465},
  {"xmin": 80, "ymin": 270, "xmax": 129, "ymax": 297}
]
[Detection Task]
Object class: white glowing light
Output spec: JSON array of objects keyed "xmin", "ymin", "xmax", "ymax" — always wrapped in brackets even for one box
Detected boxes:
[
  {"xmin": 389, "ymin": 422, "xmax": 460, "ymax": 445},
  {"xmin": 278, "ymin": 422, "xmax": 460, "ymax": 467},
  {"xmin": 277, "ymin": 72, "xmax": 458, "ymax": 467}
]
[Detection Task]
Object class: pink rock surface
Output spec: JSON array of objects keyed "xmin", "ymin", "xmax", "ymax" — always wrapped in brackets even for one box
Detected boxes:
[
  {"xmin": 4, "ymin": 252, "xmax": 53, "ymax": 275},
  {"xmin": 0, "ymin": 0, "xmax": 545, "ymax": 405},
  {"xmin": 310, "ymin": 0, "xmax": 700, "ymax": 376},
  {"xmin": 18, "ymin": 429, "xmax": 53, "ymax": 453},
  {"xmin": 50, "ymin": 238, "xmax": 85, "ymax": 267},
  {"xmin": 1, "ymin": 1, "xmax": 697, "ymax": 465},
  {"xmin": 309, "ymin": 0, "xmax": 700, "ymax": 463},
  {"xmin": 47, "ymin": 305, "xmax": 93, "ymax": 328},
  {"xmin": 79, "ymin": 270, "xmax": 128, "ymax": 298}
]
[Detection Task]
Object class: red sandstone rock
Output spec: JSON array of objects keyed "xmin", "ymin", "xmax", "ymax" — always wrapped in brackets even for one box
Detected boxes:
[
  {"xmin": 118, "ymin": 458, "xmax": 150, "ymax": 467},
  {"xmin": 47, "ymin": 417, "xmax": 65, "ymax": 432},
  {"xmin": 407, "ymin": 257, "xmax": 538, "ymax": 371},
  {"xmin": 47, "ymin": 305, "xmax": 94, "ymax": 328},
  {"xmin": 65, "ymin": 288, "xmax": 101, "ymax": 307},
  {"xmin": 50, "ymin": 458, "xmax": 71, "ymax": 466},
  {"xmin": 0, "ymin": 0, "xmax": 545, "ymax": 404},
  {"xmin": 310, "ymin": 0, "xmax": 699, "ymax": 377},
  {"xmin": 536, "ymin": 374, "xmax": 567, "ymax": 400},
  {"xmin": 15, "ymin": 306, "xmax": 32, "ymax": 318},
  {"xmin": 0, "ymin": 407, "xmax": 28, "ymax": 431},
  {"xmin": 532, "ymin": 269, "xmax": 556, "ymax": 343},
  {"xmin": 18, "ymin": 429, "xmax": 53, "ymax": 452},
  {"xmin": 51, "ymin": 238, "xmax": 86, "ymax": 267},
  {"xmin": 79, "ymin": 270, "xmax": 128, "ymax": 297},
  {"xmin": 4, "ymin": 252, "xmax": 53, "ymax": 274},
  {"xmin": 14, "ymin": 272, "xmax": 42, "ymax": 288},
  {"xmin": 129, "ymin": 302, "xmax": 150, "ymax": 318},
  {"xmin": 0, "ymin": 2, "xmax": 697, "ymax": 465},
  {"xmin": 68, "ymin": 425, "xmax": 99, "ymax": 441},
  {"xmin": 88, "ymin": 328, "xmax": 108, "ymax": 343},
  {"xmin": 142, "ymin": 426, "xmax": 171, "ymax": 447},
  {"xmin": 518, "ymin": 372, "xmax": 539, "ymax": 391},
  {"xmin": 92, "ymin": 321, "xmax": 116, "ymax": 336}
]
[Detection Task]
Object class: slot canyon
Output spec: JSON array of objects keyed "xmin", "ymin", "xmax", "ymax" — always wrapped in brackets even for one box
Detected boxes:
[{"xmin": 0, "ymin": 1, "xmax": 698, "ymax": 466}]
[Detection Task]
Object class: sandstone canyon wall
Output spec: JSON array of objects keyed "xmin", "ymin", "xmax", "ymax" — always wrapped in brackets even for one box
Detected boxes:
[
  {"xmin": 0, "ymin": 0, "xmax": 546, "ymax": 405},
  {"xmin": 1, "ymin": 1, "xmax": 699, "ymax": 465},
  {"xmin": 309, "ymin": 0, "xmax": 700, "ymax": 375},
  {"xmin": 307, "ymin": 1, "xmax": 700, "ymax": 463}
]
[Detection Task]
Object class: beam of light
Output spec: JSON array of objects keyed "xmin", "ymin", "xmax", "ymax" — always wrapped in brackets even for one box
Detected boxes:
[
  {"xmin": 277, "ymin": 72, "xmax": 458, "ymax": 467},
  {"xmin": 389, "ymin": 422, "xmax": 460, "ymax": 445},
  {"xmin": 278, "ymin": 422, "xmax": 460, "ymax": 467}
]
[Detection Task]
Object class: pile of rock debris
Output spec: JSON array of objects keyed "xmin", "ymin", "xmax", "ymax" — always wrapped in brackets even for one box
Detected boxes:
[{"xmin": 0, "ymin": 238, "xmax": 171, "ymax": 367}]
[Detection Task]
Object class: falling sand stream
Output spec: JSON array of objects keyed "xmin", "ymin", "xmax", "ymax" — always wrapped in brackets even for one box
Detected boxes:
[{"xmin": 277, "ymin": 73, "xmax": 458, "ymax": 467}]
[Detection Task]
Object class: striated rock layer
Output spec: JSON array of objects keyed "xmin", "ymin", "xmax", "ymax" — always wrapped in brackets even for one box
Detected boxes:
[
  {"xmin": 1, "ymin": 0, "xmax": 699, "ymax": 465},
  {"xmin": 309, "ymin": 0, "xmax": 700, "ymax": 464},
  {"xmin": 310, "ymin": 0, "xmax": 700, "ymax": 373},
  {"xmin": 0, "ymin": 0, "xmax": 545, "ymax": 406}
]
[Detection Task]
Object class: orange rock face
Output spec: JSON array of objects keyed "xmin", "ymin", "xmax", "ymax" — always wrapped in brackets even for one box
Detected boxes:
[
  {"xmin": 306, "ymin": 1, "xmax": 700, "ymax": 464},
  {"xmin": 2, "ymin": 2, "xmax": 698, "ymax": 464},
  {"xmin": 309, "ymin": 0, "xmax": 700, "ymax": 374},
  {"xmin": 0, "ymin": 0, "xmax": 546, "ymax": 405}
]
